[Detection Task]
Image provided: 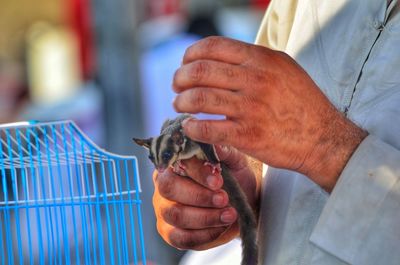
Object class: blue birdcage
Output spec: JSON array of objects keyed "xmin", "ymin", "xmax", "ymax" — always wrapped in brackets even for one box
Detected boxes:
[{"xmin": 0, "ymin": 121, "xmax": 146, "ymax": 265}]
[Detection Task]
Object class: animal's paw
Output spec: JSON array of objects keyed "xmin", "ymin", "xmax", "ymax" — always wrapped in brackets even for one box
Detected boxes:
[
  {"xmin": 172, "ymin": 160, "xmax": 188, "ymax": 176},
  {"xmin": 204, "ymin": 161, "xmax": 222, "ymax": 175}
]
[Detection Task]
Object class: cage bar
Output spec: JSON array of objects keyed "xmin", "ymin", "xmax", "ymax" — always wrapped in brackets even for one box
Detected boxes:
[{"xmin": 0, "ymin": 121, "xmax": 146, "ymax": 265}]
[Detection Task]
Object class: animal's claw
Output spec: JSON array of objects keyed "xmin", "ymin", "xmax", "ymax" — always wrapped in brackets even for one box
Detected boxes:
[
  {"xmin": 172, "ymin": 160, "xmax": 187, "ymax": 176},
  {"xmin": 204, "ymin": 161, "xmax": 222, "ymax": 175}
]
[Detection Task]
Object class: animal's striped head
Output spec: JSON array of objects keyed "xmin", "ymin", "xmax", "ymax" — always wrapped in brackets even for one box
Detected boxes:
[{"xmin": 133, "ymin": 132, "xmax": 184, "ymax": 173}]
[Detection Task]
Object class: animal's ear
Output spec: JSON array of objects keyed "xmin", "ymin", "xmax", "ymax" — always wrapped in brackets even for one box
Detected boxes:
[
  {"xmin": 161, "ymin": 118, "xmax": 172, "ymax": 132},
  {"xmin": 171, "ymin": 131, "xmax": 184, "ymax": 146},
  {"xmin": 132, "ymin": 137, "xmax": 152, "ymax": 149}
]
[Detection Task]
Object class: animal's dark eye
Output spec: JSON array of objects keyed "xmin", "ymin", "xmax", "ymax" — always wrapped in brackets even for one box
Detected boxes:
[
  {"xmin": 162, "ymin": 151, "xmax": 172, "ymax": 162},
  {"xmin": 148, "ymin": 154, "xmax": 155, "ymax": 161}
]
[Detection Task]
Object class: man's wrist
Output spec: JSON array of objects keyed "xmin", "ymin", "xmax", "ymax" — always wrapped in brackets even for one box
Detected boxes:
[{"xmin": 303, "ymin": 114, "xmax": 368, "ymax": 192}]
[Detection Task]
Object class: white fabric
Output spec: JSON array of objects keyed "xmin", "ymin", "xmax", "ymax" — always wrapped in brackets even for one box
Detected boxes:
[
  {"xmin": 179, "ymin": 1, "xmax": 400, "ymax": 264},
  {"xmin": 179, "ymin": 239, "xmax": 242, "ymax": 265},
  {"xmin": 256, "ymin": 0, "xmax": 400, "ymax": 264}
]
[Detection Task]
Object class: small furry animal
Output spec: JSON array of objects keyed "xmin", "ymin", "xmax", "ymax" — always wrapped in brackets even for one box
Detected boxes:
[{"xmin": 133, "ymin": 114, "xmax": 258, "ymax": 265}]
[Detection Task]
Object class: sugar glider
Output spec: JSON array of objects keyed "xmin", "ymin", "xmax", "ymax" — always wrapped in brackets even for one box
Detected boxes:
[{"xmin": 133, "ymin": 114, "xmax": 258, "ymax": 265}]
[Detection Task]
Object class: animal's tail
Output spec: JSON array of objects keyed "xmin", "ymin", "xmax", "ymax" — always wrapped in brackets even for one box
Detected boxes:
[{"xmin": 221, "ymin": 163, "xmax": 258, "ymax": 265}]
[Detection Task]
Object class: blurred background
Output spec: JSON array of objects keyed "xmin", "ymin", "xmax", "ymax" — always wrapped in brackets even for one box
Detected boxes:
[{"xmin": 0, "ymin": 0, "xmax": 269, "ymax": 264}]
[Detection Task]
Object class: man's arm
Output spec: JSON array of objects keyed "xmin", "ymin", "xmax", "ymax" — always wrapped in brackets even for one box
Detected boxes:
[
  {"xmin": 173, "ymin": 36, "xmax": 367, "ymax": 192},
  {"xmin": 154, "ymin": 34, "xmax": 366, "ymax": 251}
]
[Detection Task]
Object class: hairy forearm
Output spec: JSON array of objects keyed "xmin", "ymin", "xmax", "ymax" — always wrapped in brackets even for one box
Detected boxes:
[{"xmin": 300, "ymin": 110, "xmax": 368, "ymax": 193}]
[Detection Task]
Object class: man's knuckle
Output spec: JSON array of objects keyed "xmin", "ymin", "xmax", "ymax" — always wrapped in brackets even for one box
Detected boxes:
[
  {"xmin": 169, "ymin": 230, "xmax": 197, "ymax": 249},
  {"xmin": 167, "ymin": 230, "xmax": 182, "ymax": 248},
  {"xmin": 199, "ymin": 122, "xmax": 228, "ymax": 142},
  {"xmin": 190, "ymin": 61, "xmax": 209, "ymax": 82},
  {"xmin": 202, "ymin": 36, "xmax": 221, "ymax": 51},
  {"xmin": 183, "ymin": 43, "xmax": 197, "ymax": 62},
  {"xmin": 236, "ymin": 126, "xmax": 260, "ymax": 142},
  {"xmin": 213, "ymin": 94, "xmax": 229, "ymax": 107},
  {"xmin": 199, "ymin": 121, "xmax": 211, "ymax": 138},
  {"xmin": 207, "ymin": 228, "xmax": 222, "ymax": 242},
  {"xmin": 223, "ymin": 67, "xmax": 235, "ymax": 78},
  {"xmin": 172, "ymin": 69, "xmax": 179, "ymax": 82},
  {"xmin": 179, "ymin": 234, "xmax": 198, "ymax": 249},
  {"xmin": 163, "ymin": 204, "xmax": 181, "ymax": 225},
  {"xmin": 194, "ymin": 192, "xmax": 208, "ymax": 205},
  {"xmin": 158, "ymin": 176, "xmax": 175, "ymax": 198},
  {"xmin": 170, "ymin": 205, "xmax": 182, "ymax": 225},
  {"xmin": 199, "ymin": 213, "xmax": 213, "ymax": 227},
  {"xmin": 242, "ymin": 69, "xmax": 251, "ymax": 84},
  {"xmin": 190, "ymin": 89, "xmax": 207, "ymax": 109},
  {"xmin": 173, "ymin": 68, "xmax": 184, "ymax": 89},
  {"xmin": 172, "ymin": 96, "xmax": 180, "ymax": 111},
  {"xmin": 236, "ymin": 96, "xmax": 255, "ymax": 117},
  {"xmin": 242, "ymin": 95, "xmax": 259, "ymax": 108}
]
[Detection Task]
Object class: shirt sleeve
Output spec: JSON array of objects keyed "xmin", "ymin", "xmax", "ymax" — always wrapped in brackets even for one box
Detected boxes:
[
  {"xmin": 254, "ymin": 0, "xmax": 299, "ymax": 50},
  {"xmin": 310, "ymin": 135, "xmax": 400, "ymax": 265}
]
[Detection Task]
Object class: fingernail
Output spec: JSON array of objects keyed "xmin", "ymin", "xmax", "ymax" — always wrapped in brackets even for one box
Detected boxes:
[
  {"xmin": 221, "ymin": 208, "xmax": 237, "ymax": 223},
  {"xmin": 212, "ymin": 193, "xmax": 225, "ymax": 207},
  {"xmin": 207, "ymin": 175, "xmax": 219, "ymax": 190}
]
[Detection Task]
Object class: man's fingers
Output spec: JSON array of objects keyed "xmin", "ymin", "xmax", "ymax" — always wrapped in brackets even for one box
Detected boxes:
[
  {"xmin": 160, "ymin": 204, "xmax": 237, "ymax": 229},
  {"xmin": 173, "ymin": 60, "xmax": 251, "ymax": 92},
  {"xmin": 178, "ymin": 158, "xmax": 224, "ymax": 191},
  {"xmin": 183, "ymin": 36, "xmax": 252, "ymax": 65},
  {"xmin": 173, "ymin": 87, "xmax": 242, "ymax": 118},
  {"xmin": 155, "ymin": 168, "xmax": 228, "ymax": 207},
  {"xmin": 181, "ymin": 119, "xmax": 241, "ymax": 147},
  {"xmin": 214, "ymin": 145, "xmax": 248, "ymax": 171}
]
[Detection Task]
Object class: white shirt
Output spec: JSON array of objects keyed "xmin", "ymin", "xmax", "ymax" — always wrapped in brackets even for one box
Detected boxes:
[{"xmin": 256, "ymin": 0, "xmax": 400, "ymax": 264}]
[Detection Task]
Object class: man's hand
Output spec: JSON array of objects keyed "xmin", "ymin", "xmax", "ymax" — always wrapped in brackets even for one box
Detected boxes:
[
  {"xmin": 173, "ymin": 36, "xmax": 367, "ymax": 192},
  {"xmin": 153, "ymin": 146, "xmax": 260, "ymax": 250}
]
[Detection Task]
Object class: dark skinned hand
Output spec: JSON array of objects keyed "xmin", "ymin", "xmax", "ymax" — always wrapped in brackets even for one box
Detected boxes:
[
  {"xmin": 173, "ymin": 36, "xmax": 367, "ymax": 192},
  {"xmin": 153, "ymin": 145, "xmax": 260, "ymax": 250},
  {"xmin": 153, "ymin": 36, "xmax": 367, "ymax": 251}
]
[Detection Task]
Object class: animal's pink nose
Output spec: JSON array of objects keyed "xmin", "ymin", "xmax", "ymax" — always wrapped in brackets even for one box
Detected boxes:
[{"xmin": 157, "ymin": 167, "xmax": 166, "ymax": 173}]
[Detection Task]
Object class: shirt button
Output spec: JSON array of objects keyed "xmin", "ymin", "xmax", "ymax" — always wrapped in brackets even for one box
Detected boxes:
[{"xmin": 373, "ymin": 20, "xmax": 385, "ymax": 31}]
